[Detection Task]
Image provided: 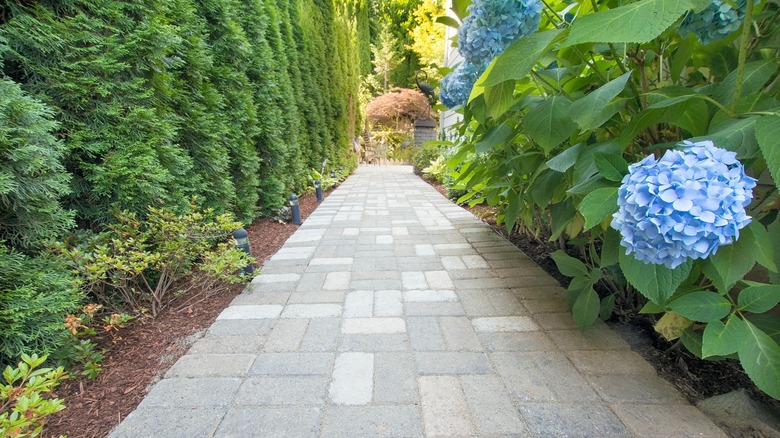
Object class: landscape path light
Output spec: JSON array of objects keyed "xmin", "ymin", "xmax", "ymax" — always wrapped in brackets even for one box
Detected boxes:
[
  {"xmin": 290, "ymin": 194, "xmax": 302, "ymax": 225},
  {"xmin": 232, "ymin": 229, "xmax": 254, "ymax": 275},
  {"xmin": 315, "ymin": 179, "xmax": 323, "ymax": 202}
]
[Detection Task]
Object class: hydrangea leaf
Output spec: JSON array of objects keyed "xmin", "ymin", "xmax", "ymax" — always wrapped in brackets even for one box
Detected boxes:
[
  {"xmin": 600, "ymin": 228, "xmax": 621, "ymax": 268},
  {"xmin": 738, "ymin": 320, "xmax": 780, "ymax": 400},
  {"xmin": 755, "ymin": 114, "xmax": 780, "ymax": 192},
  {"xmin": 701, "ymin": 231, "xmax": 757, "ymax": 294},
  {"xmin": 579, "ymin": 187, "xmax": 619, "ymax": 230},
  {"xmin": 435, "ymin": 16, "xmax": 461, "ymax": 29},
  {"xmin": 523, "ymin": 96, "xmax": 577, "ymax": 154},
  {"xmin": 550, "ymin": 199, "xmax": 576, "ymax": 241},
  {"xmin": 747, "ymin": 314, "xmax": 780, "ymax": 345},
  {"xmin": 479, "ymin": 29, "xmax": 565, "ymax": 87},
  {"xmin": 619, "ymin": 251, "xmax": 693, "ymax": 306},
  {"xmin": 681, "ymin": 327, "xmax": 704, "ymax": 358},
  {"xmin": 714, "ymin": 60, "xmax": 778, "ymax": 106},
  {"xmin": 504, "ymin": 193, "xmax": 522, "ymax": 235},
  {"xmin": 600, "ymin": 293, "xmax": 616, "ymax": 320},
  {"xmin": 451, "ymin": 0, "xmax": 472, "ymax": 20},
  {"xmin": 572, "ymin": 287, "xmax": 600, "ymax": 331},
  {"xmin": 546, "ymin": 143, "xmax": 584, "ymax": 173},
  {"xmin": 738, "ymin": 285, "xmax": 780, "ymax": 314},
  {"xmin": 702, "ymin": 315, "xmax": 749, "ymax": 358},
  {"xmin": 639, "ymin": 300, "xmax": 665, "ymax": 314},
  {"xmin": 530, "ymin": 170, "xmax": 564, "ymax": 207},
  {"xmin": 485, "ymin": 80, "xmax": 516, "ymax": 119},
  {"xmin": 475, "ymin": 123, "xmax": 514, "ymax": 153},
  {"xmin": 565, "ymin": 0, "xmax": 694, "ymax": 45},
  {"xmin": 594, "ymin": 153, "xmax": 629, "ymax": 182},
  {"xmin": 550, "ymin": 250, "xmax": 589, "ymax": 277},
  {"xmin": 620, "ymin": 89, "xmax": 709, "ymax": 147},
  {"xmin": 569, "ymin": 72, "xmax": 631, "ymax": 131},
  {"xmin": 744, "ymin": 221, "xmax": 777, "ymax": 272},
  {"xmin": 654, "ymin": 310, "xmax": 693, "ymax": 341},
  {"xmin": 698, "ymin": 116, "xmax": 761, "ymax": 160},
  {"xmin": 669, "ymin": 291, "xmax": 731, "ymax": 322}
]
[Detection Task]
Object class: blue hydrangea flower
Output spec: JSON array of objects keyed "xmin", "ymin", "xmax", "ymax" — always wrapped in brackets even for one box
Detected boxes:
[
  {"xmin": 439, "ymin": 61, "xmax": 487, "ymax": 108},
  {"xmin": 679, "ymin": 0, "xmax": 747, "ymax": 45},
  {"xmin": 457, "ymin": 0, "xmax": 543, "ymax": 63},
  {"xmin": 611, "ymin": 140, "xmax": 756, "ymax": 269}
]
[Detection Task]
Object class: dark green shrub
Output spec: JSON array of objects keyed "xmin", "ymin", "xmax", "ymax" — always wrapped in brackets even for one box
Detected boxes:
[
  {"xmin": 0, "ymin": 79, "xmax": 74, "ymax": 250},
  {"xmin": 412, "ymin": 141, "xmax": 446, "ymax": 173},
  {"xmin": 0, "ymin": 245, "xmax": 83, "ymax": 367}
]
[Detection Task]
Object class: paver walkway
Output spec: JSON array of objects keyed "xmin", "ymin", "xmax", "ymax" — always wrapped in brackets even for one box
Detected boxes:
[{"xmin": 111, "ymin": 166, "xmax": 726, "ymax": 438}]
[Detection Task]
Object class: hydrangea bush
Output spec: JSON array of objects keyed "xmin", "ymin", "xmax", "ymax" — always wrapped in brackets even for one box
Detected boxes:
[
  {"xmin": 439, "ymin": 0, "xmax": 779, "ymax": 399},
  {"xmin": 679, "ymin": 0, "xmax": 748, "ymax": 44},
  {"xmin": 612, "ymin": 141, "xmax": 756, "ymax": 268}
]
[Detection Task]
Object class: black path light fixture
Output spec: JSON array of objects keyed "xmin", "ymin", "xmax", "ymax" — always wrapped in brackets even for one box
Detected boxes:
[
  {"xmin": 232, "ymin": 229, "xmax": 254, "ymax": 275},
  {"xmin": 290, "ymin": 194, "xmax": 302, "ymax": 225},
  {"xmin": 315, "ymin": 179, "xmax": 323, "ymax": 202}
]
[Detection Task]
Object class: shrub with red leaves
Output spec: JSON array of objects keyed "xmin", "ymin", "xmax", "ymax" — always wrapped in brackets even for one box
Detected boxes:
[{"xmin": 366, "ymin": 88, "xmax": 431, "ymax": 129}]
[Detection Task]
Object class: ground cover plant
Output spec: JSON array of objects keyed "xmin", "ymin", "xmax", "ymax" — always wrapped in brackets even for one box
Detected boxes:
[{"xmin": 435, "ymin": 0, "xmax": 780, "ymax": 400}]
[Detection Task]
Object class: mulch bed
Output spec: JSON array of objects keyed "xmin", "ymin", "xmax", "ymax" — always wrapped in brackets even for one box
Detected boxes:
[{"xmin": 46, "ymin": 189, "xmax": 330, "ymax": 438}]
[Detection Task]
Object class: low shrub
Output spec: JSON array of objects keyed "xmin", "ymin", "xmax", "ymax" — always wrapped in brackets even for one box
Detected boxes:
[
  {"xmin": 0, "ymin": 353, "xmax": 66, "ymax": 438},
  {"xmin": 56, "ymin": 200, "xmax": 253, "ymax": 317}
]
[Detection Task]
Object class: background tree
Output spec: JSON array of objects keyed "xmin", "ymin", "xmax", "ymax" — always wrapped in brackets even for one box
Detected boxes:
[
  {"xmin": 407, "ymin": 0, "xmax": 445, "ymax": 81},
  {"xmin": 369, "ymin": 23, "xmax": 402, "ymax": 93}
]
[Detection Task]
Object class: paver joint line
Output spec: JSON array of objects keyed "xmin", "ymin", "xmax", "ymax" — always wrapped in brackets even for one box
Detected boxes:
[{"xmin": 110, "ymin": 165, "xmax": 726, "ymax": 438}]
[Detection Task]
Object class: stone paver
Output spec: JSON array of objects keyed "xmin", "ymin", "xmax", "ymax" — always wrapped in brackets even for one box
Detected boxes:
[{"xmin": 111, "ymin": 165, "xmax": 725, "ymax": 437}]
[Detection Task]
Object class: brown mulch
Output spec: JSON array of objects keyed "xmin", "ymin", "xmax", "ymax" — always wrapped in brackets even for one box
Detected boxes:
[{"xmin": 45, "ymin": 189, "xmax": 331, "ymax": 438}]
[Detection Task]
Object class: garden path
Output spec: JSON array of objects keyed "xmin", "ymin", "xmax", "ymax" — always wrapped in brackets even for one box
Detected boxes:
[{"xmin": 109, "ymin": 165, "xmax": 726, "ymax": 437}]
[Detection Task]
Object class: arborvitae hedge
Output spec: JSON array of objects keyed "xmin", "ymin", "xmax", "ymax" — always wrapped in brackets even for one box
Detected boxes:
[
  {"xmin": 0, "ymin": 0, "xmax": 363, "ymax": 361},
  {"xmin": 0, "ymin": 0, "xmax": 363, "ymax": 224}
]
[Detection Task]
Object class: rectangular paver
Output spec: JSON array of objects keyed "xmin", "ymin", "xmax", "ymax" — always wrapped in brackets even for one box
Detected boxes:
[{"xmin": 329, "ymin": 352, "xmax": 374, "ymax": 405}]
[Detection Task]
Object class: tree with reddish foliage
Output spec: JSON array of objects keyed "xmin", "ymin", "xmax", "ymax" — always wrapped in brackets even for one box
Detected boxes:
[{"xmin": 366, "ymin": 87, "xmax": 431, "ymax": 130}]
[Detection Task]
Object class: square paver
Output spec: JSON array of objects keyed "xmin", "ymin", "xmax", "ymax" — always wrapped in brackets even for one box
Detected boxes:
[{"xmin": 214, "ymin": 407, "xmax": 320, "ymax": 438}]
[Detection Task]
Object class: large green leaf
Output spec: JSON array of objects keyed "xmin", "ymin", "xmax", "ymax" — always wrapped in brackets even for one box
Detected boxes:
[
  {"xmin": 620, "ymin": 90, "xmax": 709, "ymax": 146},
  {"xmin": 573, "ymin": 287, "xmax": 600, "ymax": 331},
  {"xmin": 479, "ymin": 29, "xmax": 566, "ymax": 87},
  {"xmin": 450, "ymin": 0, "xmax": 472, "ymax": 20},
  {"xmin": 701, "ymin": 231, "xmax": 757, "ymax": 294},
  {"xmin": 594, "ymin": 153, "xmax": 629, "ymax": 182},
  {"xmin": 738, "ymin": 285, "xmax": 780, "ymax": 313},
  {"xmin": 739, "ymin": 320, "xmax": 780, "ymax": 399},
  {"xmin": 714, "ymin": 60, "xmax": 778, "ymax": 105},
  {"xmin": 565, "ymin": 0, "xmax": 693, "ymax": 45},
  {"xmin": 755, "ymin": 114, "xmax": 780, "ymax": 192},
  {"xmin": 550, "ymin": 250, "xmax": 589, "ymax": 277},
  {"xmin": 619, "ymin": 252, "xmax": 693, "ymax": 306},
  {"xmin": 530, "ymin": 170, "xmax": 564, "ymax": 207},
  {"xmin": 578, "ymin": 187, "xmax": 619, "ymax": 230},
  {"xmin": 747, "ymin": 314, "xmax": 780, "ymax": 345},
  {"xmin": 695, "ymin": 116, "xmax": 760, "ymax": 160},
  {"xmin": 669, "ymin": 291, "xmax": 732, "ymax": 322},
  {"xmin": 550, "ymin": 199, "xmax": 575, "ymax": 241},
  {"xmin": 702, "ymin": 315, "xmax": 749, "ymax": 358},
  {"xmin": 435, "ymin": 15, "xmax": 460, "ymax": 29},
  {"xmin": 569, "ymin": 72, "xmax": 631, "ymax": 131},
  {"xmin": 504, "ymin": 194, "xmax": 522, "ymax": 234},
  {"xmin": 600, "ymin": 227, "xmax": 621, "ymax": 268},
  {"xmin": 745, "ymin": 221, "xmax": 777, "ymax": 272},
  {"xmin": 485, "ymin": 80, "xmax": 516, "ymax": 119},
  {"xmin": 546, "ymin": 143, "xmax": 584, "ymax": 173},
  {"xmin": 475, "ymin": 123, "xmax": 514, "ymax": 153},
  {"xmin": 523, "ymin": 96, "xmax": 577, "ymax": 154}
]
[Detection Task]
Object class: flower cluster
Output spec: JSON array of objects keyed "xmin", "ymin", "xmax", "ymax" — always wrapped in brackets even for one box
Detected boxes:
[
  {"xmin": 611, "ymin": 140, "xmax": 756, "ymax": 269},
  {"xmin": 439, "ymin": 61, "xmax": 487, "ymax": 108},
  {"xmin": 457, "ymin": 0, "xmax": 543, "ymax": 63},
  {"xmin": 440, "ymin": 0, "xmax": 542, "ymax": 109},
  {"xmin": 679, "ymin": 0, "xmax": 747, "ymax": 45}
]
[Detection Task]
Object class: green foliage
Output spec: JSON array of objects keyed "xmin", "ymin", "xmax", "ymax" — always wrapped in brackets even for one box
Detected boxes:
[
  {"xmin": 0, "ymin": 246, "xmax": 82, "ymax": 367},
  {"xmin": 56, "ymin": 201, "xmax": 251, "ymax": 317},
  {"xmin": 444, "ymin": 0, "xmax": 780, "ymax": 398},
  {"xmin": 0, "ymin": 79, "xmax": 74, "ymax": 250},
  {"xmin": 1, "ymin": 354, "xmax": 66, "ymax": 438},
  {"xmin": 0, "ymin": 0, "xmax": 361, "ymax": 225}
]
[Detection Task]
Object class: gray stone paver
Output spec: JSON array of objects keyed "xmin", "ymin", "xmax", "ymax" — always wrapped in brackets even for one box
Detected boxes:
[{"xmin": 111, "ymin": 165, "xmax": 725, "ymax": 437}]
